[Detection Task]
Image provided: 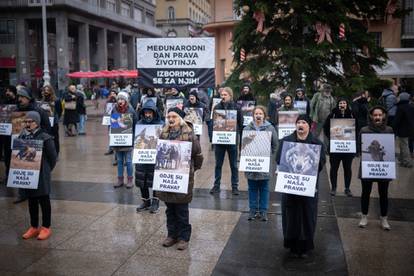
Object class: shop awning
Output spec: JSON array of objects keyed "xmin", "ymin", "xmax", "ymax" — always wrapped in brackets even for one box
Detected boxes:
[
  {"xmin": 375, "ymin": 49, "xmax": 414, "ymax": 78},
  {"xmin": 66, "ymin": 70, "xmax": 138, "ymax": 78},
  {"xmin": 0, "ymin": 57, "xmax": 16, "ymax": 68}
]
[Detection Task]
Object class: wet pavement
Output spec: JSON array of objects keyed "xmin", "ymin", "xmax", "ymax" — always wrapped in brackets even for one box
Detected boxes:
[{"xmin": 0, "ymin": 103, "xmax": 413, "ymax": 275}]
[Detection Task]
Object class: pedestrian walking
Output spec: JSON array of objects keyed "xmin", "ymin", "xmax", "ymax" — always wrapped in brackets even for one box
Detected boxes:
[{"xmin": 62, "ymin": 85, "xmax": 83, "ymax": 136}]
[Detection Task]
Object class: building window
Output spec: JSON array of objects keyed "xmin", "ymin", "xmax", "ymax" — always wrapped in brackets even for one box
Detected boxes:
[
  {"xmin": 121, "ymin": 2, "xmax": 131, "ymax": 17},
  {"xmin": 371, "ymin": 32, "xmax": 382, "ymax": 47},
  {"xmin": 146, "ymin": 13, "xmax": 155, "ymax": 26},
  {"xmin": 106, "ymin": 0, "xmax": 116, "ymax": 12},
  {"xmin": 168, "ymin": 6, "xmax": 175, "ymax": 20},
  {"xmin": 167, "ymin": 30, "xmax": 177, "ymax": 37},
  {"xmin": 134, "ymin": 8, "xmax": 143, "ymax": 22},
  {"xmin": 402, "ymin": 0, "xmax": 414, "ymax": 37},
  {"xmin": 0, "ymin": 19, "xmax": 15, "ymax": 44}
]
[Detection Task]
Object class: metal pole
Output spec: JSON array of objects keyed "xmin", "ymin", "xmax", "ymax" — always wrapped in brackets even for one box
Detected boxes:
[{"xmin": 42, "ymin": 0, "xmax": 51, "ymax": 86}]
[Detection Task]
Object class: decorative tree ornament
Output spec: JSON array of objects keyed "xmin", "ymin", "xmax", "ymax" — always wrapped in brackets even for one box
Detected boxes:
[
  {"xmin": 240, "ymin": 48, "xmax": 246, "ymax": 62},
  {"xmin": 362, "ymin": 45, "xmax": 370, "ymax": 57},
  {"xmin": 315, "ymin": 22, "xmax": 332, "ymax": 44},
  {"xmin": 253, "ymin": 11, "xmax": 265, "ymax": 33},
  {"xmin": 339, "ymin": 23, "xmax": 346, "ymax": 40},
  {"xmin": 242, "ymin": 5, "xmax": 250, "ymax": 13}
]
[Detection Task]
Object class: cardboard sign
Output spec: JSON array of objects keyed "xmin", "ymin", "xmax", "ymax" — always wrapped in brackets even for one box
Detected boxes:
[
  {"xmin": 7, "ymin": 139, "xmax": 43, "ymax": 189},
  {"xmin": 184, "ymin": 107, "xmax": 203, "ymax": 135},
  {"xmin": 102, "ymin": 103, "xmax": 115, "ymax": 126},
  {"xmin": 153, "ymin": 139, "xmax": 192, "ymax": 194},
  {"xmin": 136, "ymin": 37, "xmax": 215, "ymax": 89},
  {"xmin": 212, "ymin": 109, "xmax": 237, "ymax": 145},
  {"xmin": 0, "ymin": 104, "xmax": 17, "ymax": 135},
  {"xmin": 132, "ymin": 124, "xmax": 163, "ymax": 164},
  {"xmin": 210, "ymin": 98, "xmax": 222, "ymax": 119},
  {"xmin": 239, "ymin": 130, "xmax": 272, "ymax": 172},
  {"xmin": 278, "ymin": 111, "xmax": 299, "ymax": 139},
  {"xmin": 237, "ymin": 100, "xmax": 255, "ymax": 126},
  {"xmin": 361, "ymin": 133, "xmax": 396, "ymax": 179},
  {"xmin": 294, "ymin": 101, "xmax": 307, "ymax": 115},
  {"xmin": 275, "ymin": 141, "xmax": 321, "ymax": 197},
  {"xmin": 109, "ymin": 113, "xmax": 133, "ymax": 146},
  {"xmin": 330, "ymin": 118, "xmax": 356, "ymax": 153}
]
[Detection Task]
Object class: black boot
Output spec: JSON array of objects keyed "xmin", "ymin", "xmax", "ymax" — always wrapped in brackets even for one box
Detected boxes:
[
  {"xmin": 149, "ymin": 198, "xmax": 160, "ymax": 213},
  {"xmin": 136, "ymin": 198, "xmax": 151, "ymax": 212}
]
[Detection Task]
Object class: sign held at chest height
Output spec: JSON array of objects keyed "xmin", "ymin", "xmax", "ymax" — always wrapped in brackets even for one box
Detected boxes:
[{"xmin": 136, "ymin": 37, "xmax": 215, "ymax": 89}]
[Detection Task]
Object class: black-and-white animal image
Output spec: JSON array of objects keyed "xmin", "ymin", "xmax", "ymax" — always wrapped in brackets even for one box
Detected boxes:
[
  {"xmin": 15, "ymin": 146, "xmax": 37, "ymax": 162},
  {"xmin": 363, "ymin": 140, "xmax": 385, "ymax": 161},
  {"xmin": 241, "ymin": 132, "xmax": 256, "ymax": 152},
  {"xmin": 281, "ymin": 142, "xmax": 320, "ymax": 176}
]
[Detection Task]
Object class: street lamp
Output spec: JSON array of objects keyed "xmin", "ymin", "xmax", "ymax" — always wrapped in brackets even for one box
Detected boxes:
[{"xmin": 41, "ymin": 0, "xmax": 51, "ymax": 86}]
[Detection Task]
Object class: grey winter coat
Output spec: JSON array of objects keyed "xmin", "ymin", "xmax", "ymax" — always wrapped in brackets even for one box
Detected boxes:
[
  {"xmin": 381, "ymin": 88, "xmax": 398, "ymax": 116},
  {"xmin": 243, "ymin": 120, "xmax": 278, "ymax": 180}
]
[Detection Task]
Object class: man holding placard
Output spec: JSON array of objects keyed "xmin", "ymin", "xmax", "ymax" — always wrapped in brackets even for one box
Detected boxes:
[
  {"xmin": 276, "ymin": 114, "xmax": 325, "ymax": 258},
  {"xmin": 358, "ymin": 106, "xmax": 395, "ymax": 230},
  {"xmin": 323, "ymin": 98, "xmax": 356, "ymax": 196}
]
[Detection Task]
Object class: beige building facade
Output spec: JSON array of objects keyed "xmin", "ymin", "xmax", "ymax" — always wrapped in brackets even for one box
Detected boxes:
[{"xmin": 156, "ymin": 0, "xmax": 212, "ymax": 37}]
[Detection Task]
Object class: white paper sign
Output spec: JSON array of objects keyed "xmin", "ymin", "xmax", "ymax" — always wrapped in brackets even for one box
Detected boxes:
[
  {"xmin": 212, "ymin": 131, "xmax": 237, "ymax": 145},
  {"xmin": 110, "ymin": 134, "xmax": 133, "ymax": 146},
  {"xmin": 239, "ymin": 130, "xmax": 272, "ymax": 172},
  {"xmin": 294, "ymin": 101, "xmax": 307, "ymax": 115},
  {"xmin": 0, "ymin": 123, "xmax": 12, "ymax": 136},
  {"xmin": 278, "ymin": 127, "xmax": 295, "ymax": 139},
  {"xmin": 361, "ymin": 133, "xmax": 396, "ymax": 179},
  {"xmin": 330, "ymin": 119, "xmax": 356, "ymax": 153},
  {"xmin": 102, "ymin": 116, "xmax": 111, "ymax": 126},
  {"xmin": 275, "ymin": 141, "xmax": 321, "ymax": 197},
  {"xmin": 49, "ymin": 116, "xmax": 54, "ymax": 127},
  {"xmin": 153, "ymin": 140, "xmax": 192, "ymax": 194}
]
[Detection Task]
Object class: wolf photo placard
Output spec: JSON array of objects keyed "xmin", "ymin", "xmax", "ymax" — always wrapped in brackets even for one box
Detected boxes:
[
  {"xmin": 361, "ymin": 133, "xmax": 396, "ymax": 179},
  {"xmin": 237, "ymin": 100, "xmax": 255, "ymax": 126},
  {"xmin": 102, "ymin": 103, "xmax": 115, "ymax": 126},
  {"xmin": 278, "ymin": 111, "xmax": 299, "ymax": 139},
  {"xmin": 0, "ymin": 104, "xmax": 17, "ymax": 135},
  {"xmin": 275, "ymin": 141, "xmax": 321, "ymax": 197},
  {"xmin": 210, "ymin": 98, "xmax": 222, "ymax": 119},
  {"xmin": 294, "ymin": 101, "xmax": 307, "ymax": 115},
  {"xmin": 132, "ymin": 124, "xmax": 163, "ymax": 164},
  {"xmin": 184, "ymin": 107, "xmax": 203, "ymax": 135},
  {"xmin": 330, "ymin": 118, "xmax": 356, "ymax": 153},
  {"xmin": 7, "ymin": 139, "xmax": 43, "ymax": 189},
  {"xmin": 109, "ymin": 113, "xmax": 133, "ymax": 146},
  {"xmin": 239, "ymin": 131, "xmax": 272, "ymax": 173},
  {"xmin": 212, "ymin": 109, "xmax": 237, "ymax": 145},
  {"xmin": 153, "ymin": 139, "xmax": 192, "ymax": 194}
]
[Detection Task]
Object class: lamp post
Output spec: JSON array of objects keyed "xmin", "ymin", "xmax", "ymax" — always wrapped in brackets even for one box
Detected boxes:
[{"xmin": 41, "ymin": 0, "xmax": 51, "ymax": 86}]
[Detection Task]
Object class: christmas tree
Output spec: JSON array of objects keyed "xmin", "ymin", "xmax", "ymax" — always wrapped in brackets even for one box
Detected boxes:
[{"xmin": 228, "ymin": 0, "xmax": 409, "ymax": 99}]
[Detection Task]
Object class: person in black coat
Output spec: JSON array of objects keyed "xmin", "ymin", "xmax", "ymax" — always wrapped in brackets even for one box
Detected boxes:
[
  {"xmin": 323, "ymin": 98, "xmax": 356, "ymax": 196},
  {"xmin": 19, "ymin": 111, "xmax": 57, "ymax": 240},
  {"xmin": 62, "ymin": 84, "xmax": 84, "ymax": 136},
  {"xmin": 40, "ymin": 85, "xmax": 62, "ymax": 156},
  {"xmin": 351, "ymin": 90, "xmax": 370, "ymax": 136},
  {"xmin": 276, "ymin": 115, "xmax": 326, "ymax": 257}
]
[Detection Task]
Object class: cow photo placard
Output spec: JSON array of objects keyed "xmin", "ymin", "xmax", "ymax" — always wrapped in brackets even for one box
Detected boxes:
[
  {"xmin": 361, "ymin": 133, "xmax": 396, "ymax": 179},
  {"xmin": 330, "ymin": 118, "xmax": 356, "ymax": 153},
  {"xmin": 153, "ymin": 140, "xmax": 192, "ymax": 194},
  {"xmin": 102, "ymin": 103, "xmax": 115, "ymax": 126},
  {"xmin": 294, "ymin": 101, "xmax": 308, "ymax": 115},
  {"xmin": 7, "ymin": 139, "xmax": 43, "ymax": 189},
  {"xmin": 212, "ymin": 109, "xmax": 237, "ymax": 145},
  {"xmin": 184, "ymin": 107, "xmax": 203, "ymax": 135},
  {"xmin": 275, "ymin": 141, "xmax": 322, "ymax": 197},
  {"xmin": 278, "ymin": 111, "xmax": 299, "ymax": 139},
  {"xmin": 239, "ymin": 130, "xmax": 272, "ymax": 173},
  {"xmin": 132, "ymin": 124, "xmax": 163, "ymax": 164},
  {"xmin": 0, "ymin": 104, "xmax": 17, "ymax": 135},
  {"xmin": 237, "ymin": 100, "xmax": 255, "ymax": 126},
  {"xmin": 109, "ymin": 113, "xmax": 133, "ymax": 146}
]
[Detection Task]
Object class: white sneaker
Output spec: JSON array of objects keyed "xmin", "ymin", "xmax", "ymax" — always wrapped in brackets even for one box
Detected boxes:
[
  {"xmin": 359, "ymin": 215, "xmax": 368, "ymax": 228},
  {"xmin": 380, "ymin": 216, "xmax": 391, "ymax": 231}
]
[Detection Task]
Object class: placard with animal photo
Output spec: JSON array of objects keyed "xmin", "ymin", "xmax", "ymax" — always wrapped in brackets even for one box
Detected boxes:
[
  {"xmin": 10, "ymin": 111, "xmax": 26, "ymax": 149},
  {"xmin": 0, "ymin": 104, "xmax": 17, "ymax": 135},
  {"xmin": 109, "ymin": 113, "xmax": 133, "ymax": 146},
  {"xmin": 141, "ymin": 96, "xmax": 157, "ymax": 107},
  {"xmin": 239, "ymin": 130, "xmax": 272, "ymax": 173},
  {"xmin": 184, "ymin": 107, "xmax": 203, "ymax": 135},
  {"xmin": 212, "ymin": 109, "xmax": 237, "ymax": 145},
  {"xmin": 37, "ymin": 101, "xmax": 54, "ymax": 127},
  {"xmin": 329, "ymin": 118, "xmax": 356, "ymax": 153},
  {"xmin": 102, "ymin": 103, "xmax": 116, "ymax": 125},
  {"xmin": 132, "ymin": 124, "xmax": 163, "ymax": 164},
  {"xmin": 294, "ymin": 101, "xmax": 307, "ymax": 115},
  {"xmin": 237, "ymin": 100, "xmax": 255, "ymax": 126},
  {"xmin": 361, "ymin": 133, "xmax": 396, "ymax": 179},
  {"xmin": 153, "ymin": 139, "xmax": 192, "ymax": 194},
  {"xmin": 7, "ymin": 139, "xmax": 43, "ymax": 189},
  {"xmin": 275, "ymin": 141, "xmax": 322, "ymax": 197},
  {"xmin": 278, "ymin": 111, "xmax": 300, "ymax": 139},
  {"xmin": 210, "ymin": 98, "xmax": 222, "ymax": 119},
  {"xmin": 165, "ymin": 98, "xmax": 184, "ymax": 116}
]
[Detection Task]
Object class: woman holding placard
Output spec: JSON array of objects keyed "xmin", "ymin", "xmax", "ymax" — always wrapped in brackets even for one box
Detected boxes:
[
  {"xmin": 276, "ymin": 115, "xmax": 325, "ymax": 258},
  {"xmin": 243, "ymin": 106, "xmax": 278, "ymax": 221}
]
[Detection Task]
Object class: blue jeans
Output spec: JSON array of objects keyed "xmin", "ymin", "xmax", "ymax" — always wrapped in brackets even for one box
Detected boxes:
[
  {"xmin": 77, "ymin": 114, "xmax": 86, "ymax": 134},
  {"xmin": 248, "ymin": 179, "xmax": 269, "ymax": 212},
  {"xmin": 116, "ymin": 150, "xmax": 133, "ymax": 177},
  {"xmin": 214, "ymin": 144, "xmax": 238, "ymax": 188}
]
